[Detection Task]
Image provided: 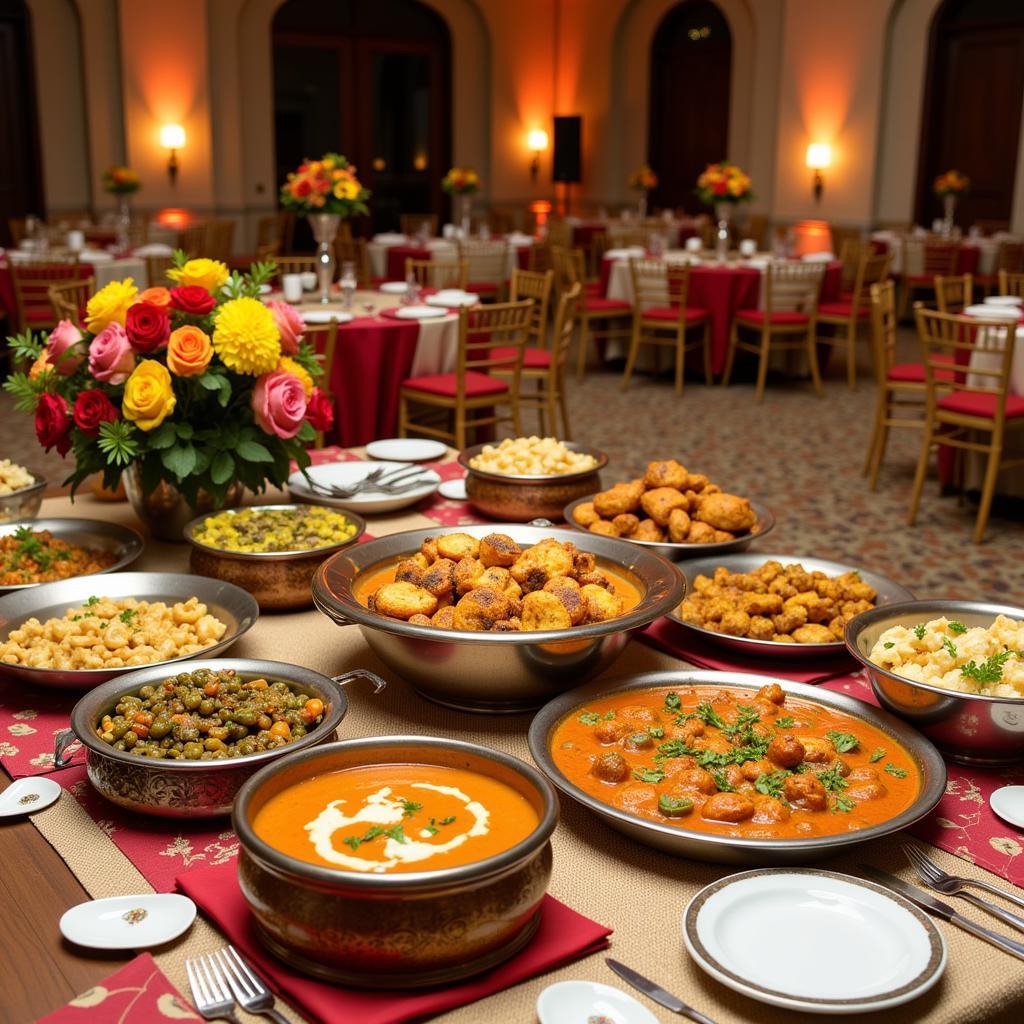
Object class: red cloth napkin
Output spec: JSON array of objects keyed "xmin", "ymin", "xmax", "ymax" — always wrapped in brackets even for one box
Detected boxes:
[
  {"xmin": 638, "ymin": 616, "xmax": 859, "ymax": 684},
  {"xmin": 36, "ymin": 953, "xmax": 200, "ymax": 1023},
  {"xmin": 177, "ymin": 861, "xmax": 611, "ymax": 1024}
]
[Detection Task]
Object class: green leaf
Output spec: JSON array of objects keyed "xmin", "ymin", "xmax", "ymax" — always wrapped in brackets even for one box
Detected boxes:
[
  {"xmin": 96, "ymin": 420, "xmax": 140, "ymax": 467},
  {"xmin": 211, "ymin": 451, "xmax": 235, "ymax": 485},
  {"xmin": 826, "ymin": 730, "xmax": 859, "ymax": 753},
  {"xmin": 1, "ymin": 372, "xmax": 44, "ymax": 413},
  {"xmin": 297, "ymin": 420, "xmax": 316, "ymax": 443},
  {"xmin": 161, "ymin": 443, "xmax": 197, "ymax": 480},
  {"xmin": 6, "ymin": 329, "xmax": 45, "ymax": 363},
  {"xmin": 236, "ymin": 440, "xmax": 274, "ymax": 463},
  {"xmin": 176, "ymin": 422, "xmax": 194, "ymax": 440},
  {"xmin": 147, "ymin": 422, "xmax": 177, "ymax": 450}
]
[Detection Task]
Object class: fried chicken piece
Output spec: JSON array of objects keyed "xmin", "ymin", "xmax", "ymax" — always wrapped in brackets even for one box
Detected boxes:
[
  {"xmin": 643, "ymin": 459, "xmax": 689, "ymax": 490},
  {"xmin": 640, "ymin": 487, "xmax": 689, "ymax": 526},
  {"xmin": 437, "ymin": 532, "xmax": 480, "ymax": 562},
  {"xmin": 718, "ymin": 609, "xmax": 751, "ymax": 636},
  {"xmin": 408, "ymin": 614, "xmax": 432, "ymax": 625},
  {"xmin": 543, "ymin": 576, "xmax": 587, "ymax": 625},
  {"xmin": 431, "ymin": 606, "xmax": 456, "ymax": 629},
  {"xmin": 589, "ymin": 520, "xmax": 620, "ymax": 537},
  {"xmin": 373, "ymin": 582, "xmax": 438, "ymax": 620},
  {"xmin": 577, "ymin": 570, "xmax": 612, "ymax": 589},
  {"xmin": 520, "ymin": 590, "xmax": 572, "ymax": 630},
  {"xmin": 593, "ymin": 480, "xmax": 644, "ymax": 518},
  {"xmin": 474, "ymin": 566, "xmax": 522, "ymax": 603},
  {"xmin": 510, "ymin": 539, "xmax": 575, "ymax": 591},
  {"xmin": 772, "ymin": 605, "xmax": 808, "ymax": 634},
  {"xmin": 692, "ymin": 573, "xmax": 714, "ymax": 593},
  {"xmin": 572, "ymin": 502, "xmax": 600, "ymax": 528},
  {"xmin": 693, "ymin": 492, "xmax": 757, "ymax": 533},
  {"xmin": 479, "ymin": 533, "xmax": 521, "ymax": 567},
  {"xmin": 492, "ymin": 617, "xmax": 522, "ymax": 632},
  {"xmin": 453, "ymin": 588, "xmax": 512, "ymax": 631},
  {"xmin": 748, "ymin": 615, "xmax": 775, "ymax": 640},
  {"xmin": 684, "ymin": 473, "xmax": 710, "ymax": 492},
  {"xmin": 612, "ymin": 513, "xmax": 640, "ymax": 537},
  {"xmin": 685, "ymin": 521, "xmax": 718, "ymax": 544},
  {"xmin": 394, "ymin": 558, "xmax": 425, "ymax": 586},
  {"xmin": 713, "ymin": 530, "xmax": 735, "ymax": 543},
  {"xmin": 580, "ymin": 583, "xmax": 624, "ymax": 622},
  {"xmin": 678, "ymin": 598, "xmax": 704, "ymax": 624},
  {"xmin": 454, "ymin": 556, "xmax": 485, "ymax": 595},
  {"xmin": 772, "ymin": 633, "xmax": 797, "ymax": 643},
  {"xmin": 667, "ymin": 508, "xmax": 691, "ymax": 543},
  {"xmin": 421, "ymin": 537, "xmax": 438, "ymax": 562},
  {"xmin": 632, "ymin": 518, "xmax": 665, "ymax": 542},
  {"xmin": 768, "ymin": 577, "xmax": 798, "ymax": 599},
  {"xmin": 792, "ymin": 623, "xmax": 836, "ymax": 644},
  {"xmin": 573, "ymin": 551, "xmax": 597, "ymax": 576},
  {"xmin": 420, "ymin": 557, "xmax": 457, "ymax": 600},
  {"xmin": 740, "ymin": 592, "xmax": 784, "ymax": 616}
]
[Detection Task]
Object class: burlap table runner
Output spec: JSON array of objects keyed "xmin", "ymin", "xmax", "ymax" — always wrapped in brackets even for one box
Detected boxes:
[{"xmin": 23, "ymin": 489, "xmax": 1024, "ymax": 1023}]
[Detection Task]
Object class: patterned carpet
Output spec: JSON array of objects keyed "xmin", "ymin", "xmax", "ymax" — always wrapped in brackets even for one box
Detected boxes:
[{"xmin": 2, "ymin": 328, "xmax": 1022, "ymax": 602}]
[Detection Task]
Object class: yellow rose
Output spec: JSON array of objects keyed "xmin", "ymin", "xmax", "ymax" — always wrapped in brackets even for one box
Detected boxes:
[
  {"xmin": 85, "ymin": 278, "xmax": 138, "ymax": 333},
  {"xmin": 122, "ymin": 360, "xmax": 176, "ymax": 431},
  {"xmin": 167, "ymin": 258, "xmax": 230, "ymax": 293}
]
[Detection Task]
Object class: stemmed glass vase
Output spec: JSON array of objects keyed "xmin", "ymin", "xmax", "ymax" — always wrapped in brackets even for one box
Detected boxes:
[{"xmin": 309, "ymin": 213, "xmax": 342, "ymax": 304}]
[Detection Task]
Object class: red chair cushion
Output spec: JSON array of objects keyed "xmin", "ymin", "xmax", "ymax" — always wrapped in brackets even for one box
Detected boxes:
[
  {"xmin": 489, "ymin": 346, "xmax": 552, "ymax": 368},
  {"xmin": 642, "ymin": 305, "xmax": 710, "ymax": 323},
  {"xmin": 466, "ymin": 281, "xmax": 499, "ymax": 295},
  {"xmin": 583, "ymin": 297, "xmax": 632, "ymax": 314},
  {"xmin": 735, "ymin": 309, "xmax": 810, "ymax": 326},
  {"xmin": 938, "ymin": 392, "xmax": 1024, "ymax": 419},
  {"xmin": 402, "ymin": 371, "xmax": 509, "ymax": 398},
  {"xmin": 818, "ymin": 300, "xmax": 870, "ymax": 318},
  {"xmin": 888, "ymin": 361, "xmax": 955, "ymax": 383},
  {"xmin": 584, "ymin": 282, "xmax": 604, "ymax": 297}
]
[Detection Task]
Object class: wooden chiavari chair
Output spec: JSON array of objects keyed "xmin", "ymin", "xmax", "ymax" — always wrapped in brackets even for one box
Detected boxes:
[
  {"xmin": 899, "ymin": 239, "xmax": 959, "ymax": 316},
  {"xmin": 975, "ymin": 241, "xmax": 1024, "ymax": 295},
  {"xmin": 404, "ymin": 258, "xmax": 468, "ymax": 290},
  {"xmin": 458, "ymin": 239, "xmax": 509, "ymax": 298},
  {"xmin": 334, "ymin": 237, "xmax": 372, "ymax": 288},
  {"xmin": 997, "ymin": 270, "xmax": 1024, "ymax": 297},
  {"xmin": 274, "ymin": 256, "xmax": 319, "ymax": 278},
  {"xmin": 301, "ymin": 320, "xmax": 340, "ymax": 448},
  {"xmin": 178, "ymin": 223, "xmax": 207, "ymax": 258},
  {"xmin": 934, "ymin": 273, "xmax": 974, "ymax": 314},
  {"xmin": 47, "ymin": 276, "xmax": 95, "ymax": 329},
  {"xmin": 10, "ymin": 257, "xmax": 83, "ymax": 332}
]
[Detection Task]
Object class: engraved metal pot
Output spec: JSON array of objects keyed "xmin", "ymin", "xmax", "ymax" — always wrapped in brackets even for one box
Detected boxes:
[
  {"xmin": 232, "ymin": 736, "xmax": 558, "ymax": 987},
  {"xmin": 58, "ymin": 659, "xmax": 385, "ymax": 817}
]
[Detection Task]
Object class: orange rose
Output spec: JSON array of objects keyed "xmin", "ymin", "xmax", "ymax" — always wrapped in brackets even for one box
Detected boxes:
[
  {"xmin": 166, "ymin": 325, "xmax": 212, "ymax": 377},
  {"xmin": 138, "ymin": 286, "xmax": 171, "ymax": 308}
]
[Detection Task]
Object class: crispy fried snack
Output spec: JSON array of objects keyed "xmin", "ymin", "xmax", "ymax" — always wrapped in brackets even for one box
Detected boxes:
[{"xmin": 693, "ymin": 493, "xmax": 757, "ymax": 533}]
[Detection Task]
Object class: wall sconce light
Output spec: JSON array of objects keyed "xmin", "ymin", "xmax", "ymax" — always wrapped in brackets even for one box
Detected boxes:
[
  {"xmin": 160, "ymin": 124, "xmax": 186, "ymax": 186},
  {"xmin": 806, "ymin": 143, "xmax": 831, "ymax": 202},
  {"xmin": 527, "ymin": 129, "xmax": 549, "ymax": 182}
]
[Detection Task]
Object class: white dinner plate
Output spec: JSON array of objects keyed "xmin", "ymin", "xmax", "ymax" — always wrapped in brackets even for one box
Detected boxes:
[
  {"xmin": 537, "ymin": 981, "xmax": 659, "ymax": 1024},
  {"xmin": 683, "ymin": 869, "xmax": 946, "ymax": 1014},
  {"xmin": 425, "ymin": 290, "xmax": 479, "ymax": 308},
  {"xmin": 79, "ymin": 250, "xmax": 113, "ymax": 263},
  {"xmin": 388, "ymin": 304, "xmax": 447, "ymax": 320},
  {"xmin": 366, "ymin": 438, "xmax": 448, "ymax": 462},
  {"xmin": 438, "ymin": 478, "xmax": 467, "ymax": 501},
  {"xmin": 984, "ymin": 295, "xmax": 1023, "ymax": 307},
  {"xmin": 60, "ymin": 894, "xmax": 197, "ymax": 950},
  {"xmin": 0, "ymin": 776, "xmax": 61, "ymax": 817},
  {"xmin": 964, "ymin": 303, "xmax": 1020, "ymax": 320},
  {"xmin": 990, "ymin": 785, "xmax": 1024, "ymax": 828},
  {"xmin": 301, "ymin": 310, "xmax": 354, "ymax": 325},
  {"xmin": 288, "ymin": 460, "xmax": 440, "ymax": 514},
  {"xmin": 378, "ymin": 281, "xmax": 409, "ymax": 294}
]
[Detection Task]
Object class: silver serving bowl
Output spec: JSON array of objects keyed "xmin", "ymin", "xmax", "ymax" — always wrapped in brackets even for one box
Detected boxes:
[
  {"xmin": 233, "ymin": 735, "xmax": 558, "ymax": 987},
  {"xmin": 0, "ymin": 518, "xmax": 145, "ymax": 595},
  {"xmin": 563, "ymin": 495, "xmax": 775, "ymax": 561},
  {"xmin": 58, "ymin": 660, "xmax": 382, "ymax": 817},
  {"xmin": 528, "ymin": 669, "xmax": 947, "ymax": 865},
  {"xmin": 312, "ymin": 523, "xmax": 685, "ymax": 714},
  {"xmin": 0, "ymin": 571, "xmax": 259, "ymax": 690},
  {"xmin": 846, "ymin": 600, "xmax": 1024, "ymax": 765},
  {"xmin": 667, "ymin": 552, "xmax": 916, "ymax": 661},
  {"xmin": 184, "ymin": 504, "xmax": 366, "ymax": 611},
  {"xmin": 0, "ymin": 472, "xmax": 46, "ymax": 523},
  {"xmin": 458, "ymin": 443, "xmax": 606, "ymax": 522}
]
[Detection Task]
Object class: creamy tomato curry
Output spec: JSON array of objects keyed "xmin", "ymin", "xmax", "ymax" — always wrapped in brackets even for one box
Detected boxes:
[{"xmin": 551, "ymin": 684, "xmax": 920, "ymax": 840}]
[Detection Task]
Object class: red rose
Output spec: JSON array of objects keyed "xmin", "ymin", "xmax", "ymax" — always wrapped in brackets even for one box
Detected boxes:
[
  {"xmin": 170, "ymin": 285, "xmax": 217, "ymax": 316},
  {"xmin": 72, "ymin": 389, "xmax": 119, "ymax": 437},
  {"xmin": 713, "ymin": 180, "xmax": 728, "ymax": 196},
  {"xmin": 125, "ymin": 301, "xmax": 170, "ymax": 353},
  {"xmin": 305, "ymin": 387, "xmax": 334, "ymax": 433},
  {"xmin": 34, "ymin": 393, "xmax": 72, "ymax": 456}
]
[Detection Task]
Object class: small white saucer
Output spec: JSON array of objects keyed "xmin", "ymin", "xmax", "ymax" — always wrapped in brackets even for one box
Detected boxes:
[
  {"xmin": 537, "ymin": 980, "xmax": 659, "ymax": 1024},
  {"xmin": 60, "ymin": 894, "xmax": 197, "ymax": 950},
  {"xmin": 426, "ymin": 291, "xmax": 479, "ymax": 308},
  {"xmin": 964, "ymin": 303, "xmax": 1020, "ymax": 320},
  {"xmin": 983, "ymin": 295, "xmax": 1023, "ymax": 307},
  {"xmin": 438, "ymin": 478, "xmax": 467, "ymax": 501},
  {"xmin": 366, "ymin": 438, "xmax": 447, "ymax": 462},
  {"xmin": 301, "ymin": 310, "xmax": 354, "ymax": 325},
  {"xmin": 0, "ymin": 776, "xmax": 61, "ymax": 817},
  {"xmin": 389, "ymin": 305, "xmax": 447, "ymax": 320},
  {"xmin": 378, "ymin": 281, "xmax": 409, "ymax": 294},
  {"xmin": 990, "ymin": 785, "xmax": 1024, "ymax": 828}
]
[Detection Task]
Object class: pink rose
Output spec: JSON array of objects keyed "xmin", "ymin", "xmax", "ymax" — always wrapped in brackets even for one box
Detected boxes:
[
  {"xmin": 252, "ymin": 370, "xmax": 308, "ymax": 439},
  {"xmin": 88, "ymin": 322, "xmax": 136, "ymax": 384},
  {"xmin": 266, "ymin": 300, "xmax": 304, "ymax": 355},
  {"xmin": 46, "ymin": 320, "xmax": 85, "ymax": 375}
]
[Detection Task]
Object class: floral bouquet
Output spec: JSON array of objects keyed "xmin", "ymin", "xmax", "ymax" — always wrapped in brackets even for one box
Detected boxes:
[
  {"xmin": 103, "ymin": 166, "xmax": 141, "ymax": 195},
  {"xmin": 695, "ymin": 162, "xmax": 754, "ymax": 204},
  {"xmin": 629, "ymin": 165, "xmax": 658, "ymax": 192},
  {"xmin": 441, "ymin": 168, "xmax": 480, "ymax": 195},
  {"xmin": 2, "ymin": 255, "xmax": 334, "ymax": 506},
  {"xmin": 279, "ymin": 153, "xmax": 370, "ymax": 215},
  {"xmin": 934, "ymin": 170, "xmax": 970, "ymax": 197}
]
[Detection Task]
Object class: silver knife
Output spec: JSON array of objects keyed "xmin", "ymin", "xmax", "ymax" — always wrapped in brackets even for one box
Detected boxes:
[
  {"xmin": 606, "ymin": 958, "xmax": 717, "ymax": 1024},
  {"xmin": 861, "ymin": 866, "xmax": 1024, "ymax": 962}
]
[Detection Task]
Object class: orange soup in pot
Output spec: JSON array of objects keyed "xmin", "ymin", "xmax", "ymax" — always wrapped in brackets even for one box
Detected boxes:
[{"xmin": 253, "ymin": 763, "xmax": 540, "ymax": 874}]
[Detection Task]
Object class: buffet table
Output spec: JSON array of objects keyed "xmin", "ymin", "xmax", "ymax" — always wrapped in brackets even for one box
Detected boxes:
[{"xmin": 4, "ymin": 479, "xmax": 1024, "ymax": 1024}]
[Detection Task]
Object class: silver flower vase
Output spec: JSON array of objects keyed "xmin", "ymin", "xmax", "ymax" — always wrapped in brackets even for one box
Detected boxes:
[
  {"xmin": 457, "ymin": 194, "xmax": 472, "ymax": 237},
  {"xmin": 309, "ymin": 213, "xmax": 341, "ymax": 303},
  {"xmin": 123, "ymin": 464, "xmax": 242, "ymax": 542},
  {"xmin": 941, "ymin": 194, "xmax": 956, "ymax": 238},
  {"xmin": 714, "ymin": 202, "xmax": 733, "ymax": 262},
  {"xmin": 116, "ymin": 195, "xmax": 132, "ymax": 254},
  {"xmin": 637, "ymin": 192, "xmax": 648, "ymax": 219}
]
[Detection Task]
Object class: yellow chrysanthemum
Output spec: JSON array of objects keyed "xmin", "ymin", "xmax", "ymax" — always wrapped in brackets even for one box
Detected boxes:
[
  {"xmin": 333, "ymin": 179, "xmax": 361, "ymax": 200},
  {"xmin": 85, "ymin": 278, "xmax": 138, "ymax": 333},
  {"xmin": 278, "ymin": 356, "xmax": 313, "ymax": 396},
  {"xmin": 167, "ymin": 258, "xmax": 230, "ymax": 293},
  {"xmin": 212, "ymin": 297, "xmax": 281, "ymax": 375}
]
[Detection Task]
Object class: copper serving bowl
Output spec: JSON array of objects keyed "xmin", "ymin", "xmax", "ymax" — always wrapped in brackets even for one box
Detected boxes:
[
  {"xmin": 184, "ymin": 504, "xmax": 365, "ymax": 611},
  {"xmin": 458, "ymin": 443, "xmax": 607, "ymax": 521},
  {"xmin": 57, "ymin": 660, "xmax": 385, "ymax": 817},
  {"xmin": 232, "ymin": 736, "xmax": 558, "ymax": 988}
]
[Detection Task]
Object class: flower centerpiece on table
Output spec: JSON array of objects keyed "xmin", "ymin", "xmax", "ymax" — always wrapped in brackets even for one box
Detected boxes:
[
  {"xmin": 695, "ymin": 161, "xmax": 754, "ymax": 260},
  {"xmin": 933, "ymin": 169, "xmax": 969, "ymax": 237},
  {"xmin": 442, "ymin": 168, "xmax": 480, "ymax": 236},
  {"xmin": 628, "ymin": 165, "xmax": 658, "ymax": 218},
  {"xmin": 102, "ymin": 166, "xmax": 141, "ymax": 194},
  {"xmin": 2, "ymin": 254, "xmax": 334, "ymax": 534},
  {"xmin": 279, "ymin": 153, "xmax": 371, "ymax": 303}
]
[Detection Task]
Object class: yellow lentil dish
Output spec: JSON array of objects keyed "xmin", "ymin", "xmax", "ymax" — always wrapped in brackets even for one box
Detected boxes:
[
  {"xmin": 0, "ymin": 596, "xmax": 228, "ymax": 671},
  {"xmin": 0, "ymin": 526, "xmax": 116, "ymax": 587},
  {"xmin": 191, "ymin": 506, "xmax": 357, "ymax": 554},
  {"xmin": 96, "ymin": 667, "xmax": 326, "ymax": 760}
]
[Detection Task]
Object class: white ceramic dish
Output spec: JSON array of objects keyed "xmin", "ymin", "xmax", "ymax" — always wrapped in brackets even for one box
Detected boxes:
[
  {"xmin": 990, "ymin": 785, "xmax": 1024, "ymax": 828},
  {"xmin": 288, "ymin": 460, "xmax": 440, "ymax": 514},
  {"xmin": 365, "ymin": 438, "xmax": 448, "ymax": 462},
  {"xmin": 984, "ymin": 295, "xmax": 1023, "ymax": 307},
  {"xmin": 301, "ymin": 310, "xmax": 354, "ymax": 325},
  {"xmin": 0, "ymin": 776, "xmax": 61, "ymax": 817},
  {"xmin": 964, "ymin": 303, "xmax": 1020, "ymax": 320},
  {"xmin": 426, "ymin": 290, "xmax": 479, "ymax": 308},
  {"xmin": 79, "ymin": 251, "xmax": 113, "ymax": 263},
  {"xmin": 537, "ymin": 980, "xmax": 660, "ymax": 1024},
  {"xmin": 389, "ymin": 305, "xmax": 448, "ymax": 320},
  {"xmin": 438, "ymin": 478, "xmax": 468, "ymax": 500},
  {"xmin": 60, "ymin": 893, "xmax": 197, "ymax": 950},
  {"xmin": 683, "ymin": 869, "xmax": 946, "ymax": 1014},
  {"xmin": 378, "ymin": 281, "xmax": 409, "ymax": 294}
]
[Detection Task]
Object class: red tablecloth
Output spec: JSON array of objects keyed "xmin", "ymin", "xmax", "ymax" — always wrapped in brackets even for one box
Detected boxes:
[
  {"xmin": 386, "ymin": 244, "xmax": 530, "ymax": 282},
  {"xmin": 871, "ymin": 240, "xmax": 980, "ymax": 276}
]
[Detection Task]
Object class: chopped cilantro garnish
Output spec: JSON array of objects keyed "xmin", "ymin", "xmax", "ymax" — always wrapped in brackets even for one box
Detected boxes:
[
  {"xmin": 960, "ymin": 651, "xmax": 1015, "ymax": 685},
  {"xmin": 775, "ymin": 716, "xmax": 795, "ymax": 729},
  {"xmin": 709, "ymin": 767, "xmax": 735, "ymax": 792},
  {"xmin": 754, "ymin": 769, "xmax": 791, "ymax": 799},
  {"xmin": 815, "ymin": 764, "xmax": 849, "ymax": 794},
  {"xmin": 400, "ymin": 798, "xmax": 422, "ymax": 817},
  {"xmin": 119, "ymin": 608, "xmax": 137, "ymax": 625},
  {"xmin": 664, "ymin": 691, "xmax": 682, "ymax": 711},
  {"xmin": 948, "ymin": 620, "xmax": 968, "ymax": 635},
  {"xmin": 342, "ymin": 825, "xmax": 384, "ymax": 851},
  {"xmin": 869, "ymin": 747, "xmax": 886, "ymax": 763},
  {"xmin": 941, "ymin": 636, "xmax": 958, "ymax": 659},
  {"xmin": 831, "ymin": 794, "xmax": 856, "ymax": 813},
  {"xmin": 603, "ymin": 710, "xmax": 616, "ymax": 720},
  {"xmin": 695, "ymin": 701, "xmax": 727, "ymax": 730},
  {"xmin": 633, "ymin": 767, "xmax": 665, "ymax": 784},
  {"xmin": 577, "ymin": 711, "xmax": 600, "ymax": 726},
  {"xmin": 883, "ymin": 642, "xmax": 894, "ymax": 650},
  {"xmin": 913, "ymin": 624, "xmax": 927, "ymax": 640},
  {"xmin": 85, "ymin": 596, "xmax": 100, "ymax": 607},
  {"xmin": 648, "ymin": 726, "xmax": 665, "ymax": 739},
  {"xmin": 383, "ymin": 824, "xmax": 409, "ymax": 844},
  {"xmin": 439, "ymin": 816, "xmax": 456, "ymax": 826},
  {"xmin": 826, "ymin": 730, "xmax": 859, "ymax": 753},
  {"xmin": 884, "ymin": 762, "xmax": 909, "ymax": 779}
]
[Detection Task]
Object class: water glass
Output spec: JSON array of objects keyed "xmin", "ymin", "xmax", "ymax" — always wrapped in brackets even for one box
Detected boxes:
[
  {"xmin": 301, "ymin": 271, "xmax": 317, "ymax": 291},
  {"xmin": 685, "ymin": 236, "xmax": 703, "ymax": 254},
  {"xmin": 739, "ymin": 239, "xmax": 757, "ymax": 258},
  {"xmin": 282, "ymin": 274, "xmax": 303, "ymax": 302},
  {"xmin": 66, "ymin": 230, "xmax": 84, "ymax": 252},
  {"xmin": 339, "ymin": 262, "xmax": 356, "ymax": 310},
  {"xmin": 403, "ymin": 273, "xmax": 421, "ymax": 306}
]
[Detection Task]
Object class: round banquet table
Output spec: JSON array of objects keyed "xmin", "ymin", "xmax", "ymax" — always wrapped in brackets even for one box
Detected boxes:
[
  {"xmin": 869, "ymin": 235, "xmax": 981, "ymax": 276},
  {"xmin": 367, "ymin": 239, "xmax": 532, "ymax": 283}
]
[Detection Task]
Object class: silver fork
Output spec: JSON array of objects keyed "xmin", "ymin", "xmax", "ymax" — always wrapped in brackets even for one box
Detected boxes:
[
  {"xmin": 185, "ymin": 954, "xmax": 242, "ymax": 1023},
  {"xmin": 903, "ymin": 843, "xmax": 1024, "ymax": 932},
  {"xmin": 216, "ymin": 945, "xmax": 290, "ymax": 1024}
]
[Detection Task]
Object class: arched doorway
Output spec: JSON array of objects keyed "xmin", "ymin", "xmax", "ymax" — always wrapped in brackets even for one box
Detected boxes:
[
  {"xmin": 916, "ymin": 0, "xmax": 1024, "ymax": 228},
  {"xmin": 647, "ymin": 0, "xmax": 731, "ymax": 212},
  {"xmin": 272, "ymin": 0, "xmax": 452, "ymax": 233}
]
